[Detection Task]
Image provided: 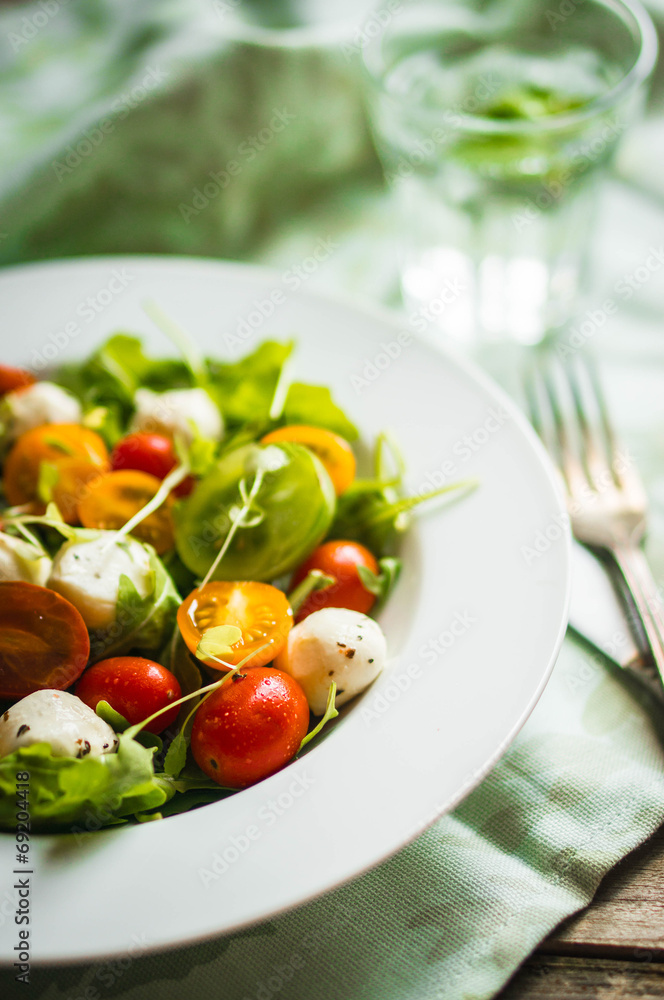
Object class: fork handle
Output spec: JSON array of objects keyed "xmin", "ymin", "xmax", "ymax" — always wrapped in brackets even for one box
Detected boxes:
[{"xmin": 613, "ymin": 543, "xmax": 664, "ymax": 685}]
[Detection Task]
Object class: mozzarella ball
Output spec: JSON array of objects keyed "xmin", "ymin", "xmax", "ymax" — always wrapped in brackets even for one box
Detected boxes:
[
  {"xmin": 130, "ymin": 387, "xmax": 223, "ymax": 444},
  {"xmin": 276, "ymin": 608, "xmax": 387, "ymax": 715},
  {"xmin": 3, "ymin": 381, "xmax": 82, "ymax": 442},
  {"xmin": 48, "ymin": 533, "xmax": 153, "ymax": 630},
  {"xmin": 0, "ymin": 690, "xmax": 118, "ymax": 759},
  {"xmin": 0, "ymin": 532, "xmax": 51, "ymax": 586}
]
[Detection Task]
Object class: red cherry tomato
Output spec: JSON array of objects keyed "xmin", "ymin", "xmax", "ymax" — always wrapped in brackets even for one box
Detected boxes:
[
  {"xmin": 110, "ymin": 433, "xmax": 194, "ymax": 498},
  {"xmin": 0, "ymin": 365, "xmax": 35, "ymax": 397},
  {"xmin": 191, "ymin": 667, "xmax": 310, "ymax": 788},
  {"xmin": 0, "ymin": 582, "xmax": 90, "ymax": 698},
  {"xmin": 291, "ymin": 539, "xmax": 379, "ymax": 622},
  {"xmin": 75, "ymin": 657, "xmax": 182, "ymax": 735}
]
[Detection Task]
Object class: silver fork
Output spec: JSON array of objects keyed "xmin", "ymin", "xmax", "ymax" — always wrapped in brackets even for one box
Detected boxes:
[{"xmin": 525, "ymin": 350, "xmax": 664, "ymax": 689}]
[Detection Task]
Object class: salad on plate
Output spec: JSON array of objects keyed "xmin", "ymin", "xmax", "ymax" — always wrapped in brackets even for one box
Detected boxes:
[{"xmin": 0, "ymin": 320, "xmax": 469, "ymax": 834}]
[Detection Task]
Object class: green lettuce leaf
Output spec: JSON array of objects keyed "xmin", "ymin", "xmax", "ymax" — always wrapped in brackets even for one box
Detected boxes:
[
  {"xmin": 283, "ymin": 383, "xmax": 358, "ymax": 441},
  {"xmin": 0, "ymin": 738, "xmax": 173, "ymax": 833},
  {"xmin": 205, "ymin": 340, "xmax": 293, "ymax": 427},
  {"xmin": 56, "ymin": 334, "xmax": 192, "ymax": 444}
]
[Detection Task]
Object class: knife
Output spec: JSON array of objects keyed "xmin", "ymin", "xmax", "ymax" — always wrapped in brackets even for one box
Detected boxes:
[{"xmin": 569, "ymin": 541, "xmax": 664, "ymax": 701}]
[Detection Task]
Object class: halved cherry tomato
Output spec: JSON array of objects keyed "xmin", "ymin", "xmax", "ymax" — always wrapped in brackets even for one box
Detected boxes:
[
  {"xmin": 77, "ymin": 469, "xmax": 175, "ymax": 554},
  {"xmin": 0, "ymin": 582, "xmax": 90, "ymax": 698},
  {"xmin": 260, "ymin": 425, "xmax": 355, "ymax": 496},
  {"xmin": 178, "ymin": 581, "xmax": 293, "ymax": 671},
  {"xmin": 49, "ymin": 457, "xmax": 108, "ymax": 525},
  {"xmin": 111, "ymin": 432, "xmax": 194, "ymax": 498},
  {"xmin": 191, "ymin": 667, "xmax": 309, "ymax": 788},
  {"xmin": 291, "ymin": 539, "xmax": 379, "ymax": 621},
  {"xmin": 0, "ymin": 365, "xmax": 35, "ymax": 397},
  {"xmin": 75, "ymin": 657, "xmax": 182, "ymax": 735},
  {"xmin": 3, "ymin": 424, "xmax": 109, "ymax": 507}
]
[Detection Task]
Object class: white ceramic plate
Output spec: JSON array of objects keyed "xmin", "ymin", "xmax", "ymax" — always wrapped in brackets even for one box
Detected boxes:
[{"xmin": 0, "ymin": 257, "xmax": 570, "ymax": 965}]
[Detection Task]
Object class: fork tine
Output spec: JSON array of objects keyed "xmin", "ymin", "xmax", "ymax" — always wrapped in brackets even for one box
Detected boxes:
[
  {"xmin": 524, "ymin": 354, "xmax": 583, "ymax": 497},
  {"xmin": 563, "ymin": 354, "xmax": 617, "ymax": 493}
]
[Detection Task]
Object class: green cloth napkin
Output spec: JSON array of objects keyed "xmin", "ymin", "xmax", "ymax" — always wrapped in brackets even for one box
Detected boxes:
[{"xmin": 4, "ymin": 3, "xmax": 664, "ymax": 998}]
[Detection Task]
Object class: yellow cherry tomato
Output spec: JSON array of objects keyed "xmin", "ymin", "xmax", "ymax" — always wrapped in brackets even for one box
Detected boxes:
[
  {"xmin": 77, "ymin": 469, "xmax": 175, "ymax": 554},
  {"xmin": 260, "ymin": 425, "xmax": 355, "ymax": 496},
  {"xmin": 178, "ymin": 581, "xmax": 293, "ymax": 671},
  {"xmin": 3, "ymin": 424, "xmax": 109, "ymax": 507}
]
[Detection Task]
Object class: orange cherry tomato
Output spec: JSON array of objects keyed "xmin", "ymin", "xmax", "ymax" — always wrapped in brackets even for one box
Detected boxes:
[
  {"xmin": 191, "ymin": 667, "xmax": 310, "ymax": 788},
  {"xmin": 77, "ymin": 469, "xmax": 175, "ymax": 554},
  {"xmin": 260, "ymin": 425, "xmax": 356, "ymax": 496},
  {"xmin": 0, "ymin": 365, "xmax": 35, "ymax": 397},
  {"xmin": 50, "ymin": 457, "xmax": 108, "ymax": 525},
  {"xmin": 3, "ymin": 423, "xmax": 109, "ymax": 507},
  {"xmin": 290, "ymin": 539, "xmax": 379, "ymax": 621},
  {"xmin": 178, "ymin": 581, "xmax": 293, "ymax": 671},
  {"xmin": 0, "ymin": 582, "xmax": 90, "ymax": 699}
]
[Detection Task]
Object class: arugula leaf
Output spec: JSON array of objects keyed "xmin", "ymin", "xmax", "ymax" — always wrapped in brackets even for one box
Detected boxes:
[
  {"xmin": 288, "ymin": 569, "xmax": 336, "ymax": 616},
  {"xmin": 163, "ymin": 731, "xmax": 188, "ymax": 779},
  {"xmin": 95, "ymin": 700, "xmax": 130, "ymax": 732},
  {"xmin": 93, "ymin": 700, "xmax": 162, "ymax": 751},
  {"xmin": 331, "ymin": 479, "xmax": 477, "ymax": 557},
  {"xmin": 357, "ymin": 557, "xmax": 402, "ymax": 604},
  {"xmin": 0, "ymin": 738, "xmax": 173, "ymax": 832},
  {"xmin": 298, "ymin": 683, "xmax": 339, "ymax": 752},
  {"xmin": 153, "ymin": 786, "xmax": 235, "ymax": 817},
  {"xmin": 206, "ymin": 341, "xmax": 293, "ymax": 427},
  {"xmin": 283, "ymin": 383, "xmax": 358, "ymax": 441},
  {"xmin": 160, "ymin": 628, "xmax": 202, "ymax": 699}
]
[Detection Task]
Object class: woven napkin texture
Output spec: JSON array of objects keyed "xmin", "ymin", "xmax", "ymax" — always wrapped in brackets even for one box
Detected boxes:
[{"xmin": 3, "ymin": 3, "xmax": 664, "ymax": 998}]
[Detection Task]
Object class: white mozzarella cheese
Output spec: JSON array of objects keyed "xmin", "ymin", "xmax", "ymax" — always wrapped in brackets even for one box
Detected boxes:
[
  {"xmin": 277, "ymin": 608, "xmax": 387, "ymax": 715},
  {"xmin": 3, "ymin": 382, "xmax": 82, "ymax": 441},
  {"xmin": 0, "ymin": 690, "xmax": 118, "ymax": 759},
  {"xmin": 130, "ymin": 387, "xmax": 223, "ymax": 444},
  {"xmin": 48, "ymin": 533, "xmax": 153, "ymax": 630}
]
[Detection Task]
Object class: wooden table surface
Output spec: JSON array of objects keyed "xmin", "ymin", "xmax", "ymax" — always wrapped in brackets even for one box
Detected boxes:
[{"xmin": 496, "ymin": 823, "xmax": 664, "ymax": 998}]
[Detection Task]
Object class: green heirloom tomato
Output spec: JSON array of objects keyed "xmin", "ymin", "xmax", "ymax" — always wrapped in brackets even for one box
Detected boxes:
[{"xmin": 174, "ymin": 442, "xmax": 336, "ymax": 582}]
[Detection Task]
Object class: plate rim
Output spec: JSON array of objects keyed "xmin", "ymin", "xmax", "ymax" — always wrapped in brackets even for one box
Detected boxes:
[{"xmin": 0, "ymin": 254, "xmax": 572, "ymax": 966}]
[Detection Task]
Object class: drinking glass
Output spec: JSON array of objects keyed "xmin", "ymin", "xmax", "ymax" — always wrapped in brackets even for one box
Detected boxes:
[{"xmin": 363, "ymin": 0, "xmax": 658, "ymax": 346}]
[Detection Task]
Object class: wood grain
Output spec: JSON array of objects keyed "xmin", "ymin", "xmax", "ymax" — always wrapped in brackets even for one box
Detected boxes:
[
  {"xmin": 543, "ymin": 827, "xmax": 664, "ymax": 957},
  {"xmin": 500, "ymin": 957, "xmax": 664, "ymax": 999},
  {"xmin": 497, "ymin": 823, "xmax": 664, "ymax": 998}
]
